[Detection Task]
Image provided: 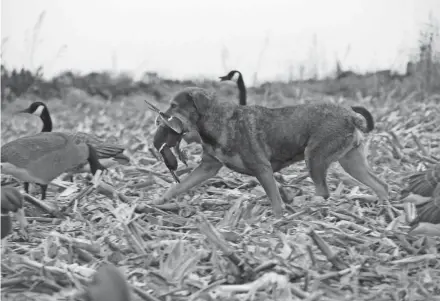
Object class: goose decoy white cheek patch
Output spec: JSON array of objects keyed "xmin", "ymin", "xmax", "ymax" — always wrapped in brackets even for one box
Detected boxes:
[
  {"xmin": 231, "ymin": 72, "xmax": 240, "ymax": 82},
  {"xmin": 33, "ymin": 105, "xmax": 45, "ymax": 116}
]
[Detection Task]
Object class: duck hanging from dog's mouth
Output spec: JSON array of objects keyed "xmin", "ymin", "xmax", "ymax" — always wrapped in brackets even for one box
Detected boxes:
[{"xmin": 145, "ymin": 100, "xmax": 188, "ymax": 183}]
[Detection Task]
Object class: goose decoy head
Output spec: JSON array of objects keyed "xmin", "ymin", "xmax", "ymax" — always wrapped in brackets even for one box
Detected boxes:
[
  {"xmin": 219, "ymin": 70, "xmax": 241, "ymax": 82},
  {"xmin": 17, "ymin": 101, "xmax": 52, "ymax": 132},
  {"xmin": 17, "ymin": 101, "xmax": 47, "ymax": 117}
]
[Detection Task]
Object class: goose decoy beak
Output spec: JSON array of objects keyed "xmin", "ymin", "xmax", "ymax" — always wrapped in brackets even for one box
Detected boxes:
[
  {"xmin": 219, "ymin": 75, "xmax": 229, "ymax": 81},
  {"xmin": 15, "ymin": 108, "xmax": 31, "ymax": 114}
]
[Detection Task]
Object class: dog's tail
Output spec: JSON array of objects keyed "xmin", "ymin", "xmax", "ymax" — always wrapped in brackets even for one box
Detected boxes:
[{"xmin": 351, "ymin": 106, "xmax": 374, "ymax": 133}]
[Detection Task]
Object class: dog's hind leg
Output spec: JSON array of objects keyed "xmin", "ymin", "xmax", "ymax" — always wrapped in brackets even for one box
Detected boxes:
[
  {"xmin": 157, "ymin": 154, "xmax": 223, "ymax": 204},
  {"xmin": 305, "ymin": 135, "xmax": 354, "ymax": 199},
  {"xmin": 338, "ymin": 145, "xmax": 389, "ymax": 201}
]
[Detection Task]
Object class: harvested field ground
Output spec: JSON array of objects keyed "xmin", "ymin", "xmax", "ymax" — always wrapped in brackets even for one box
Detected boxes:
[{"xmin": 1, "ymin": 83, "xmax": 440, "ymax": 301}]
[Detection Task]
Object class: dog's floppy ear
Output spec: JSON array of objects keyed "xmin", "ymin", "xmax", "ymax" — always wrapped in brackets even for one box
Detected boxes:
[{"xmin": 186, "ymin": 88, "xmax": 215, "ymax": 113}]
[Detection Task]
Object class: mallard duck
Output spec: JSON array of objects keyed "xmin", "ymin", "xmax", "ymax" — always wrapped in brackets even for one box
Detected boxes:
[{"xmin": 145, "ymin": 100, "xmax": 186, "ymax": 182}]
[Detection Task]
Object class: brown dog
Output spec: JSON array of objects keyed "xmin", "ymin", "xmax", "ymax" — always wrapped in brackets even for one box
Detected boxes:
[{"xmin": 154, "ymin": 87, "xmax": 389, "ymax": 217}]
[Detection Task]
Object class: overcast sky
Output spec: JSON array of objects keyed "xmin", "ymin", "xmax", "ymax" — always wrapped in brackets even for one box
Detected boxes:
[{"xmin": 1, "ymin": 0, "xmax": 439, "ymax": 83}]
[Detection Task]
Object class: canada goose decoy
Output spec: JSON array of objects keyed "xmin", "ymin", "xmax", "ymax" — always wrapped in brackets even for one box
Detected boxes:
[
  {"xmin": 17, "ymin": 101, "xmax": 129, "ymax": 185},
  {"xmin": 1, "ymin": 132, "xmax": 106, "ymax": 200},
  {"xmin": 219, "ymin": 70, "xmax": 247, "ymax": 106},
  {"xmin": 84, "ymin": 263, "xmax": 131, "ymax": 301},
  {"xmin": 401, "ymin": 163, "xmax": 440, "ymax": 225},
  {"xmin": 1, "ymin": 186, "xmax": 28, "ymax": 240}
]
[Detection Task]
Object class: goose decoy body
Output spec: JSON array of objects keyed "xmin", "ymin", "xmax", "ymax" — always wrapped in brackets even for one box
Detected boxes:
[
  {"xmin": 219, "ymin": 70, "xmax": 247, "ymax": 106},
  {"xmin": 85, "ymin": 263, "xmax": 131, "ymax": 301},
  {"xmin": 401, "ymin": 163, "xmax": 440, "ymax": 225},
  {"xmin": 1, "ymin": 132, "xmax": 106, "ymax": 200},
  {"xmin": 17, "ymin": 101, "xmax": 129, "ymax": 185},
  {"xmin": 1, "ymin": 186, "xmax": 28, "ymax": 240}
]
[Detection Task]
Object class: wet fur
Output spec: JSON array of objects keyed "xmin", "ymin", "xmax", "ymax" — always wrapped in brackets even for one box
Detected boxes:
[{"xmin": 158, "ymin": 87, "xmax": 389, "ymax": 216}]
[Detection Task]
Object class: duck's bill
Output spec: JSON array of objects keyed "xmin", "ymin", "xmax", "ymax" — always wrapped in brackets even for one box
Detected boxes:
[{"xmin": 144, "ymin": 100, "xmax": 161, "ymax": 113}]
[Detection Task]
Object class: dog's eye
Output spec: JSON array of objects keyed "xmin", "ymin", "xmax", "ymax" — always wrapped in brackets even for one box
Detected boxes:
[{"xmin": 170, "ymin": 103, "xmax": 177, "ymax": 109}]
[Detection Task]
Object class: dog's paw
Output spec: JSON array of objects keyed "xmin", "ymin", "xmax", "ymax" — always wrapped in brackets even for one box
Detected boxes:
[
  {"xmin": 152, "ymin": 197, "xmax": 167, "ymax": 205},
  {"xmin": 272, "ymin": 203, "xmax": 285, "ymax": 218}
]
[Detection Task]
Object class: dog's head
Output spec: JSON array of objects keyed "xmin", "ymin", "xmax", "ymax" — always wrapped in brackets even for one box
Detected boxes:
[{"xmin": 159, "ymin": 87, "xmax": 215, "ymax": 144}]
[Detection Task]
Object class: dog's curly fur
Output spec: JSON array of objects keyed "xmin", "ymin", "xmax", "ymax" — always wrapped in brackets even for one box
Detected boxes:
[{"xmin": 155, "ymin": 87, "xmax": 389, "ymax": 217}]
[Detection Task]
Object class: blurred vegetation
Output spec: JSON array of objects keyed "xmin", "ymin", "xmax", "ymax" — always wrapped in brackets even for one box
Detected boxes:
[{"xmin": 1, "ymin": 13, "xmax": 439, "ymax": 105}]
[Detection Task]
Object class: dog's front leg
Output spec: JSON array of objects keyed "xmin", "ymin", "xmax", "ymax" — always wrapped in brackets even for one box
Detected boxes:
[
  {"xmin": 154, "ymin": 154, "xmax": 223, "ymax": 204},
  {"xmin": 253, "ymin": 164, "xmax": 286, "ymax": 218}
]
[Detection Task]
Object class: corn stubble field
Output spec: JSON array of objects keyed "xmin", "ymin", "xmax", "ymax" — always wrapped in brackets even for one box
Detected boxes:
[{"xmin": 1, "ymin": 72, "xmax": 440, "ymax": 301}]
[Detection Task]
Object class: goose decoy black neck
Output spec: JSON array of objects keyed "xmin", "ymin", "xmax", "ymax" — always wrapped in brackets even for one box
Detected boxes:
[
  {"xmin": 219, "ymin": 70, "xmax": 246, "ymax": 106},
  {"xmin": 19, "ymin": 101, "xmax": 52, "ymax": 132}
]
